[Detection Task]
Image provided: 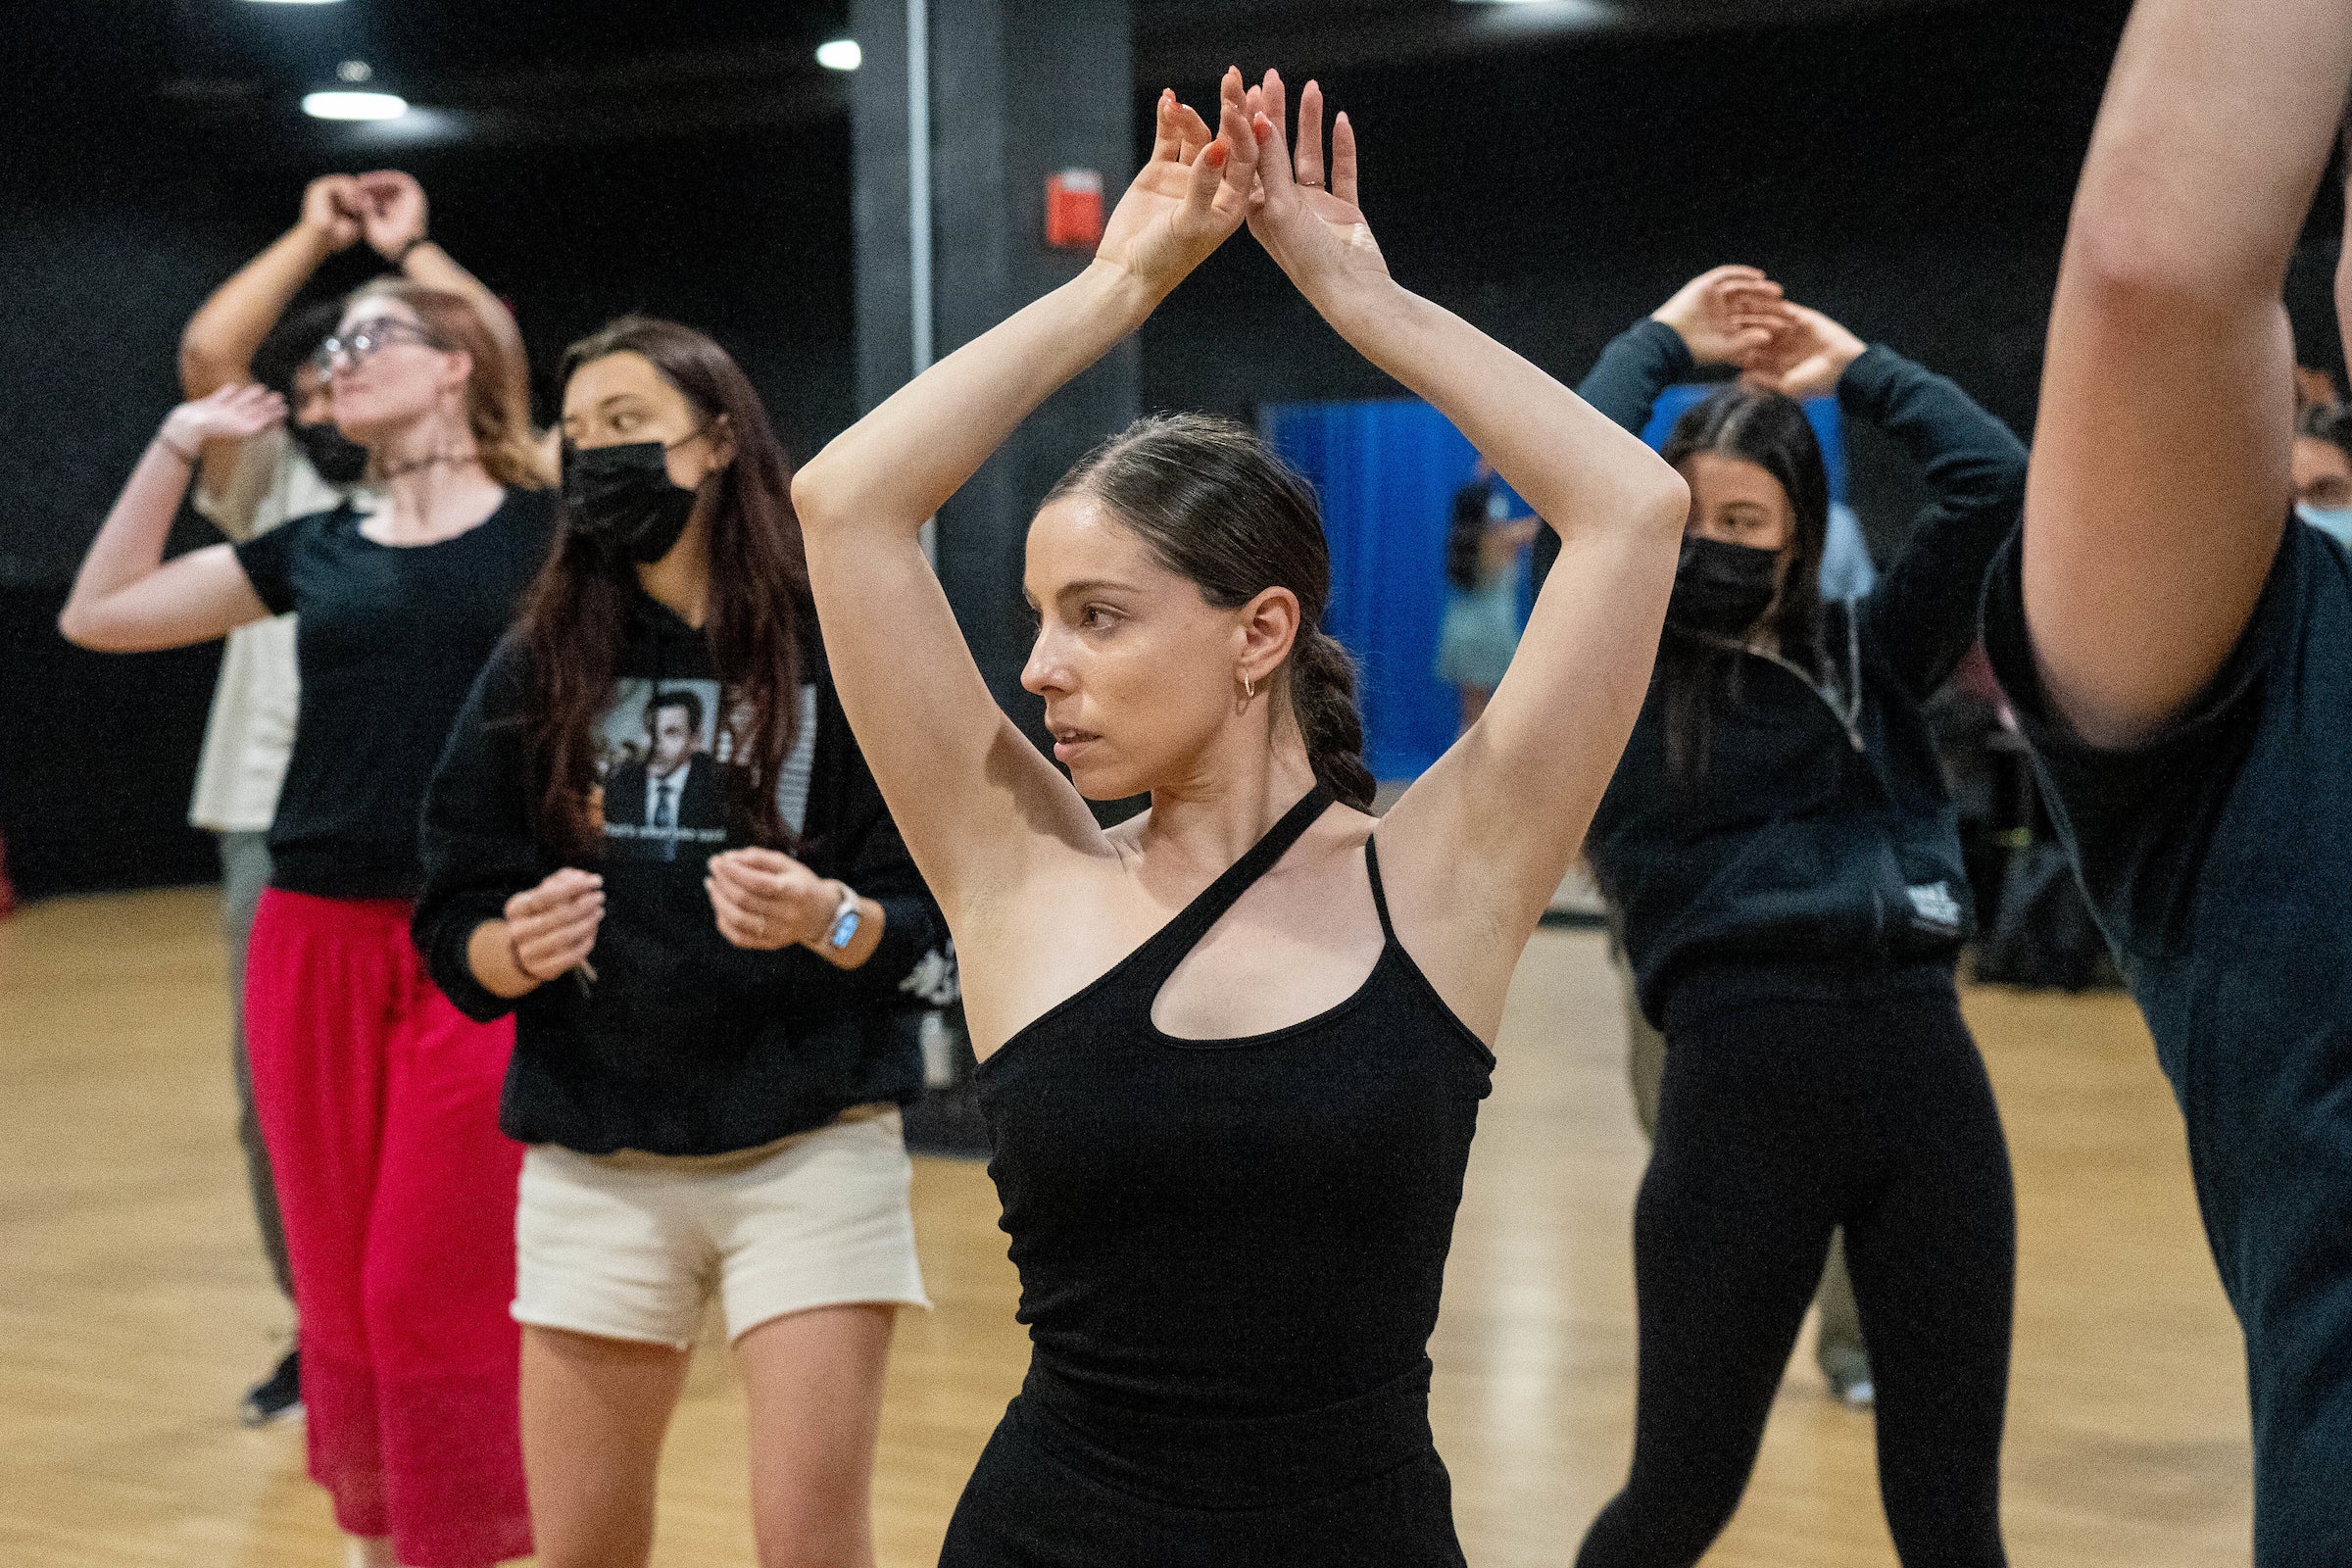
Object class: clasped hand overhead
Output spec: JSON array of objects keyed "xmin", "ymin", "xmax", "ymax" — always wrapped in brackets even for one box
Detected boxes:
[
  {"xmin": 1094, "ymin": 67, "xmax": 1392, "ymax": 312},
  {"xmin": 1649, "ymin": 264, "xmax": 1869, "ymax": 401}
]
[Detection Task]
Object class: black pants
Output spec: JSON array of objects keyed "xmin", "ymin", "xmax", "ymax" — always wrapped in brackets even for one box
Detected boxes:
[{"xmin": 1576, "ymin": 976, "xmax": 2015, "ymax": 1568}]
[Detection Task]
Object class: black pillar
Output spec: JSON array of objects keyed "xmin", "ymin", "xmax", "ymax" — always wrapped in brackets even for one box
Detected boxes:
[{"xmin": 850, "ymin": 0, "xmax": 1137, "ymax": 726}]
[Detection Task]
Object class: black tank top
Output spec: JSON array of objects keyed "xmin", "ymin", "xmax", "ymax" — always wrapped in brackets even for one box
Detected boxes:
[{"xmin": 974, "ymin": 785, "xmax": 1496, "ymax": 1426}]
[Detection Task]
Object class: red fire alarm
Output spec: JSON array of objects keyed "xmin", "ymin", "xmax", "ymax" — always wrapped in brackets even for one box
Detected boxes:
[{"xmin": 1046, "ymin": 170, "xmax": 1104, "ymax": 251}]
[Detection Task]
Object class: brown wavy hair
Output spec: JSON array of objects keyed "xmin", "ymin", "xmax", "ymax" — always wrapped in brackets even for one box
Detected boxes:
[
  {"xmin": 343, "ymin": 277, "xmax": 548, "ymax": 489},
  {"xmin": 1046, "ymin": 413, "xmax": 1375, "ymax": 811},
  {"xmin": 516, "ymin": 317, "xmax": 813, "ymax": 857}
]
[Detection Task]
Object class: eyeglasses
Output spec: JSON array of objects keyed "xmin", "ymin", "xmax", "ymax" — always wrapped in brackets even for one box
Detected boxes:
[{"xmin": 311, "ymin": 318, "xmax": 448, "ymax": 379}]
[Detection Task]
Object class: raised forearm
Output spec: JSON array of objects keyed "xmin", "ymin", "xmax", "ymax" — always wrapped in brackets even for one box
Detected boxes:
[
  {"xmin": 795, "ymin": 261, "xmax": 1156, "ymax": 538},
  {"xmin": 401, "ymin": 242, "xmax": 526, "ymax": 378},
  {"xmin": 60, "ymin": 437, "xmax": 199, "ymax": 639},
  {"xmin": 1326, "ymin": 281, "xmax": 1686, "ymax": 540},
  {"xmin": 180, "ymin": 223, "xmax": 336, "ymax": 397}
]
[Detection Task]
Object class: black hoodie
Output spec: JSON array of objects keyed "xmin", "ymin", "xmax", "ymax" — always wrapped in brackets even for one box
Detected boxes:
[
  {"xmin": 414, "ymin": 590, "xmax": 955, "ymax": 1155},
  {"xmin": 1538, "ymin": 319, "xmax": 2028, "ymax": 1026}
]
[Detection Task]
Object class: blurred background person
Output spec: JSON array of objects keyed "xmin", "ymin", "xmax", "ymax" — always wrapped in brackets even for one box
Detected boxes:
[
  {"xmin": 175, "ymin": 167, "xmax": 527, "ymax": 1431},
  {"xmin": 2291, "ymin": 399, "xmax": 2352, "ymax": 545},
  {"xmin": 1434, "ymin": 457, "xmax": 1538, "ymax": 733},
  {"xmin": 60, "ymin": 272, "xmax": 552, "ymax": 1568}
]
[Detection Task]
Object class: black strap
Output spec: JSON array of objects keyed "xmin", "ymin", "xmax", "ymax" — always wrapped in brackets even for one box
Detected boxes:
[
  {"xmin": 1363, "ymin": 835, "xmax": 1397, "ymax": 945},
  {"xmin": 1123, "ymin": 784, "xmax": 1335, "ymax": 993}
]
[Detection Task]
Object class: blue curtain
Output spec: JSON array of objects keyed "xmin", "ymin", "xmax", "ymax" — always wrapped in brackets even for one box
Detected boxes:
[{"xmin": 1266, "ymin": 387, "xmax": 1844, "ymax": 783}]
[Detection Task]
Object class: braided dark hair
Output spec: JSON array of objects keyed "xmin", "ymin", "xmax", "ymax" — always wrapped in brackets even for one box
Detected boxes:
[{"xmin": 1045, "ymin": 413, "xmax": 1375, "ymax": 810}]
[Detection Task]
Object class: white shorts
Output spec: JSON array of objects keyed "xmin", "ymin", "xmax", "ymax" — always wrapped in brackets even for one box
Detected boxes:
[{"xmin": 514, "ymin": 1106, "xmax": 930, "ymax": 1349}]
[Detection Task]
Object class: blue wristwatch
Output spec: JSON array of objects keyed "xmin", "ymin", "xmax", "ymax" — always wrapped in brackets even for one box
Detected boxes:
[{"xmin": 825, "ymin": 886, "xmax": 862, "ymax": 951}]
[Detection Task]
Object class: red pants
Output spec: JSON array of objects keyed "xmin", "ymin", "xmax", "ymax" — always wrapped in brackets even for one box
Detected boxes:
[{"xmin": 246, "ymin": 889, "xmax": 531, "ymax": 1566}]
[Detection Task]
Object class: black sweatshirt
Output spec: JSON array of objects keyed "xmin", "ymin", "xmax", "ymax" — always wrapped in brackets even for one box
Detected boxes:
[
  {"xmin": 1540, "ymin": 319, "xmax": 2029, "ymax": 1026},
  {"xmin": 414, "ymin": 591, "xmax": 955, "ymax": 1155}
]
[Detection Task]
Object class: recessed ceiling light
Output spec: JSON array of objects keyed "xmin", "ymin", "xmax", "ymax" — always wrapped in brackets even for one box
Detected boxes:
[
  {"xmin": 303, "ymin": 90, "xmax": 410, "ymax": 121},
  {"xmin": 816, "ymin": 39, "xmax": 862, "ymax": 72}
]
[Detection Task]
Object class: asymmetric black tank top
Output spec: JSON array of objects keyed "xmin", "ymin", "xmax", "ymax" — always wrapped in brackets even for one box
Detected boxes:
[{"xmin": 974, "ymin": 785, "xmax": 1497, "ymax": 1425}]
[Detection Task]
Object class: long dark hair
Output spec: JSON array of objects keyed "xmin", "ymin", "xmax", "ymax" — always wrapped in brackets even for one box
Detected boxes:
[
  {"xmin": 1044, "ymin": 413, "xmax": 1376, "ymax": 810},
  {"xmin": 1654, "ymin": 385, "xmax": 1832, "ymax": 784},
  {"xmin": 1445, "ymin": 480, "xmax": 1490, "ymax": 590},
  {"xmin": 517, "ymin": 316, "xmax": 813, "ymax": 857}
]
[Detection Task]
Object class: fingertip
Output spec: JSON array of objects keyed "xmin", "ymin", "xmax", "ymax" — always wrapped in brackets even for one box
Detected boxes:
[{"xmin": 1205, "ymin": 141, "xmax": 1229, "ymax": 168}]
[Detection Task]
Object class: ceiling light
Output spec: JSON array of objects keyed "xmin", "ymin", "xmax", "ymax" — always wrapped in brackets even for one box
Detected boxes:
[
  {"xmin": 303, "ymin": 90, "xmax": 410, "ymax": 121},
  {"xmin": 816, "ymin": 39, "xmax": 862, "ymax": 72}
]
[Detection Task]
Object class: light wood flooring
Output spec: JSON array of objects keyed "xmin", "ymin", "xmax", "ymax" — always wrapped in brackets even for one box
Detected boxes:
[{"xmin": 0, "ymin": 887, "xmax": 2250, "ymax": 1565}]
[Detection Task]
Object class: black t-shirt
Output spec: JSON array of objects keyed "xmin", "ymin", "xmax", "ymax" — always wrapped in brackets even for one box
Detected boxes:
[
  {"xmin": 1981, "ymin": 516, "xmax": 2352, "ymax": 1555},
  {"xmin": 235, "ymin": 489, "xmax": 553, "ymax": 899}
]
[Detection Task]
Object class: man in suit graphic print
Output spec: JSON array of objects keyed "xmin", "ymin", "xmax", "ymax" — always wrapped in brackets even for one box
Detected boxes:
[{"xmin": 604, "ymin": 687, "xmax": 726, "ymax": 861}]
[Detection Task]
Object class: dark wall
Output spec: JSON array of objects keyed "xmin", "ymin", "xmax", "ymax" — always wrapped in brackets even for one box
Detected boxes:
[
  {"xmin": 1138, "ymin": 0, "xmax": 2161, "ymax": 558},
  {"xmin": 0, "ymin": 115, "xmax": 852, "ymax": 899}
]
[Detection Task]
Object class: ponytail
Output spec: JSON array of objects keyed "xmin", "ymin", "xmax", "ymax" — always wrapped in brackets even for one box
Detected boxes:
[{"xmin": 1289, "ymin": 627, "xmax": 1375, "ymax": 811}]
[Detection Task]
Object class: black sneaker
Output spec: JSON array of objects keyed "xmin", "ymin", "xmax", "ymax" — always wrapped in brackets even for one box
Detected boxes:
[{"xmin": 240, "ymin": 1348, "xmax": 302, "ymax": 1427}]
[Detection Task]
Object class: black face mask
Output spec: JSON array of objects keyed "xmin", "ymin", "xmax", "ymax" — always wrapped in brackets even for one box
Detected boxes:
[
  {"xmin": 562, "ymin": 440, "xmax": 704, "ymax": 564},
  {"xmin": 289, "ymin": 419, "xmax": 369, "ymax": 488},
  {"xmin": 1667, "ymin": 535, "xmax": 1783, "ymax": 637}
]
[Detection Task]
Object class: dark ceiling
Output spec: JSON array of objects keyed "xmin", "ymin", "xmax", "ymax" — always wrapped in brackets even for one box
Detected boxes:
[{"xmin": 17, "ymin": 0, "xmax": 1987, "ymax": 164}]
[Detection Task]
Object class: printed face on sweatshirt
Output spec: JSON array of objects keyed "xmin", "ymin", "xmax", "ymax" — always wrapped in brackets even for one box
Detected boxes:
[
  {"xmin": 594, "ymin": 678, "xmax": 733, "ymax": 861},
  {"xmin": 589, "ymin": 678, "xmax": 818, "ymax": 863}
]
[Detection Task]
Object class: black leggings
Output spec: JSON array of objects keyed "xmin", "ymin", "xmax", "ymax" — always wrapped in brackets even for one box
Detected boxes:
[{"xmin": 1576, "ymin": 978, "xmax": 2015, "ymax": 1568}]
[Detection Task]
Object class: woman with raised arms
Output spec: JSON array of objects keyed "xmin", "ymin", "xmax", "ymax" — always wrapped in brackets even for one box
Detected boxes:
[{"xmin": 790, "ymin": 70, "xmax": 1688, "ymax": 1564}]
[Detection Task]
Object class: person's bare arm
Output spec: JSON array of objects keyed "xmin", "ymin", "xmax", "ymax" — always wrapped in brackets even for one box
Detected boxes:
[
  {"xmin": 790, "ymin": 75, "xmax": 1259, "ymax": 922},
  {"xmin": 59, "ymin": 386, "xmax": 283, "ymax": 652},
  {"xmin": 1239, "ymin": 74, "xmax": 1687, "ymax": 1041},
  {"xmin": 179, "ymin": 175, "xmax": 361, "ymax": 498},
  {"xmin": 2024, "ymin": 0, "xmax": 2352, "ymax": 748},
  {"xmin": 354, "ymin": 172, "xmax": 529, "ymax": 410}
]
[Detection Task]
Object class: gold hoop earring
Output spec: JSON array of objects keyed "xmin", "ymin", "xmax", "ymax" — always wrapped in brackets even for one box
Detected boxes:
[{"xmin": 1243, "ymin": 671, "xmax": 1255, "ymax": 700}]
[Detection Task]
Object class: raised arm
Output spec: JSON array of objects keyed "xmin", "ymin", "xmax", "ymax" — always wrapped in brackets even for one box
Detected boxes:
[
  {"xmin": 352, "ymin": 172, "xmax": 531, "ymax": 416},
  {"xmin": 2023, "ymin": 0, "xmax": 2352, "ymax": 748},
  {"xmin": 791, "ymin": 74, "xmax": 1257, "ymax": 919},
  {"xmin": 59, "ymin": 385, "xmax": 286, "ymax": 652},
  {"xmin": 1533, "ymin": 266, "xmax": 1781, "ymax": 593},
  {"xmin": 1238, "ymin": 74, "xmax": 1688, "ymax": 1033},
  {"xmin": 1747, "ymin": 303, "xmax": 2027, "ymax": 699},
  {"xmin": 179, "ymin": 175, "xmax": 362, "ymax": 499}
]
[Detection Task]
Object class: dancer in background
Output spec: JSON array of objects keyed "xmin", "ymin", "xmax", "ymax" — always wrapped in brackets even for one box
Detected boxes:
[
  {"xmin": 2291, "ymin": 400, "xmax": 2352, "ymax": 544},
  {"xmin": 62, "ymin": 276, "xmax": 550, "ymax": 1568},
  {"xmin": 790, "ymin": 70, "xmax": 1687, "ymax": 1563},
  {"xmin": 416, "ymin": 317, "xmax": 951, "ymax": 1568},
  {"xmin": 175, "ymin": 167, "xmax": 524, "ymax": 1428},
  {"xmin": 1976, "ymin": 1, "xmax": 2352, "ymax": 1557},
  {"xmin": 1436, "ymin": 458, "xmax": 1538, "ymax": 732},
  {"xmin": 1551, "ymin": 266, "xmax": 2028, "ymax": 1568}
]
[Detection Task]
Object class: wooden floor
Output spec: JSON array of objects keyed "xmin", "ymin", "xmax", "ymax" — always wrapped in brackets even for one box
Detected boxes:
[{"xmin": 0, "ymin": 887, "xmax": 2251, "ymax": 1566}]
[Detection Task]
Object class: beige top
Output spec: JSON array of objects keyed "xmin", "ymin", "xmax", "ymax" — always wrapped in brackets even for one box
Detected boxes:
[{"xmin": 186, "ymin": 428, "xmax": 345, "ymax": 834}]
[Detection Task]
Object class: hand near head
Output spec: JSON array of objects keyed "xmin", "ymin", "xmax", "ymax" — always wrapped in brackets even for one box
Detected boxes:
[
  {"xmin": 162, "ymin": 382, "xmax": 286, "ymax": 451},
  {"xmin": 299, "ymin": 174, "xmax": 364, "ymax": 252},
  {"xmin": 1651, "ymin": 266, "xmax": 1785, "ymax": 368},
  {"xmin": 1095, "ymin": 70, "xmax": 1259, "ymax": 302},
  {"xmin": 1243, "ymin": 72, "xmax": 1390, "ymax": 309},
  {"xmin": 354, "ymin": 171, "xmax": 429, "ymax": 260},
  {"xmin": 504, "ymin": 867, "xmax": 604, "ymax": 982},
  {"xmin": 1740, "ymin": 301, "xmax": 1868, "ymax": 400}
]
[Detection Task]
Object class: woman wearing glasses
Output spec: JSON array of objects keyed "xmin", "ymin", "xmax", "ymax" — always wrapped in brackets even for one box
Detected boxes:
[{"xmin": 62, "ymin": 278, "xmax": 551, "ymax": 1568}]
